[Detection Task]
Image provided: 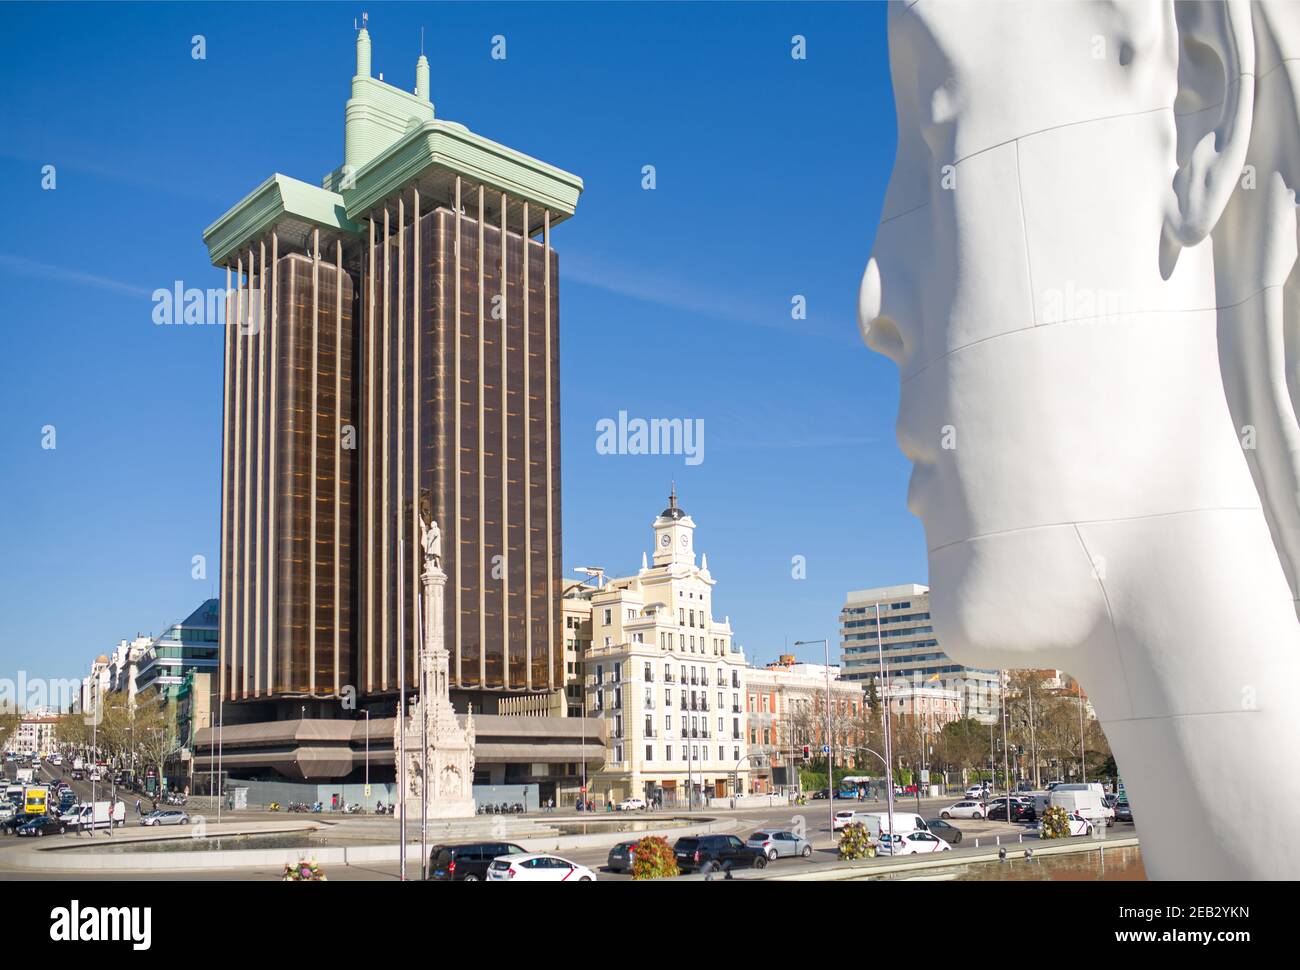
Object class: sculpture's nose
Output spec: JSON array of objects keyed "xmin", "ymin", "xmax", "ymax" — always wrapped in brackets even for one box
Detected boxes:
[
  {"xmin": 858, "ymin": 255, "xmax": 909, "ymax": 365},
  {"xmin": 857, "ymin": 257, "xmax": 882, "ymax": 344}
]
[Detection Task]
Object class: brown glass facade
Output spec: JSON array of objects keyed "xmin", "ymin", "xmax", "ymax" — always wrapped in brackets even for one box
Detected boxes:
[
  {"xmin": 219, "ymin": 184, "xmax": 564, "ymax": 705},
  {"xmin": 220, "ymin": 240, "xmax": 357, "ymax": 701},
  {"xmin": 358, "ymin": 185, "xmax": 563, "ymax": 696}
]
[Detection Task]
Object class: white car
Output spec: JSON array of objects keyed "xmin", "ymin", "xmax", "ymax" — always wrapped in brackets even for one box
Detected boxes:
[
  {"xmin": 832, "ymin": 810, "xmax": 859, "ymax": 832},
  {"xmin": 964, "ymin": 785, "xmax": 989, "ymax": 799},
  {"xmin": 486, "ymin": 853, "xmax": 597, "ymax": 881},
  {"xmin": 941, "ymin": 800, "xmax": 986, "ymax": 819},
  {"xmin": 877, "ymin": 830, "xmax": 953, "ymax": 856},
  {"xmin": 617, "ymin": 797, "xmax": 646, "ymax": 811},
  {"xmin": 1042, "ymin": 812, "xmax": 1095, "ymax": 838}
]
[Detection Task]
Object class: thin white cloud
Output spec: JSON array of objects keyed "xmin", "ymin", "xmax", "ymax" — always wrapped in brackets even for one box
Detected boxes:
[{"xmin": 0, "ymin": 253, "xmax": 154, "ymax": 299}]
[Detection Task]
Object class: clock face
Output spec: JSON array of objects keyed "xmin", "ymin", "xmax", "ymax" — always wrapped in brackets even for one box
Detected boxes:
[
  {"xmin": 680, "ymin": 535, "xmax": 689, "ymax": 548},
  {"xmin": 661, "ymin": 534, "xmax": 670, "ymax": 547}
]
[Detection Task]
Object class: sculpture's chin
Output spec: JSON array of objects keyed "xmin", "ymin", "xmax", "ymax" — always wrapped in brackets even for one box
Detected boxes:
[{"xmin": 926, "ymin": 524, "xmax": 1112, "ymax": 673}]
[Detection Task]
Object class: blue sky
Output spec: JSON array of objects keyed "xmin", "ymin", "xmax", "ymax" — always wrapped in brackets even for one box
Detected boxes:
[{"xmin": 0, "ymin": 1, "xmax": 917, "ymax": 688}]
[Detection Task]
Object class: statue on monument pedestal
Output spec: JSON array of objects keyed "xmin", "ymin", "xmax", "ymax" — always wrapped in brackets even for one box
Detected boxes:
[{"xmin": 394, "ymin": 504, "xmax": 476, "ymax": 819}]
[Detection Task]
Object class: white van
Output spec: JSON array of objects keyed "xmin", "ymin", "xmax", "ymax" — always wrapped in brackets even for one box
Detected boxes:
[
  {"xmin": 72, "ymin": 801, "xmax": 126, "ymax": 831},
  {"xmin": 1049, "ymin": 788, "xmax": 1113, "ymax": 825},
  {"xmin": 851, "ymin": 811, "xmax": 929, "ymax": 841}
]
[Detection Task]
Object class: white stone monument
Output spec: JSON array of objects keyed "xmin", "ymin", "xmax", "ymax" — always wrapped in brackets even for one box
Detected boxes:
[
  {"xmin": 859, "ymin": 0, "xmax": 1300, "ymax": 879},
  {"xmin": 396, "ymin": 516, "xmax": 476, "ymax": 819}
]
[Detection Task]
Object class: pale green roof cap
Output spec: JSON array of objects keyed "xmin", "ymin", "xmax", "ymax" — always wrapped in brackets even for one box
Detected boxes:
[{"xmin": 203, "ymin": 174, "xmax": 360, "ymax": 267}]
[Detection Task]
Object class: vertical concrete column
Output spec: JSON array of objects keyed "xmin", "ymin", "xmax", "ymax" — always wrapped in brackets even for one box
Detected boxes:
[
  {"xmin": 544, "ymin": 211, "xmax": 554, "ymax": 691},
  {"xmin": 334, "ymin": 239, "xmax": 343, "ymax": 695},
  {"xmin": 500, "ymin": 191, "xmax": 509, "ymax": 690},
  {"xmin": 242, "ymin": 247, "xmax": 255, "ymax": 697},
  {"xmin": 522, "ymin": 201, "xmax": 531, "ymax": 689},
  {"xmin": 220, "ymin": 262, "xmax": 234, "ymax": 703},
  {"xmin": 453, "ymin": 177, "xmax": 463, "ymax": 687},
  {"xmin": 310, "ymin": 228, "xmax": 320, "ymax": 696},
  {"xmin": 412, "ymin": 186, "xmax": 422, "ymax": 678},
  {"xmin": 382, "ymin": 206, "xmax": 392, "ymax": 689},
  {"xmin": 398, "ymin": 196, "xmax": 407, "ymax": 686},
  {"xmin": 366, "ymin": 216, "xmax": 377, "ymax": 693},
  {"xmin": 478, "ymin": 184, "xmax": 486, "ymax": 688},
  {"xmin": 268, "ymin": 232, "xmax": 279, "ymax": 694}
]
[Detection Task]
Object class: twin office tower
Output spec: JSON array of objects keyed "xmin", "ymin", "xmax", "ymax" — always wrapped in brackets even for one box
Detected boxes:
[{"xmin": 204, "ymin": 27, "xmax": 583, "ymax": 715}]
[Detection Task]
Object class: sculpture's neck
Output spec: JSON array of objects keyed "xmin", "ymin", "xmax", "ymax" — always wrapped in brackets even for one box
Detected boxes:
[{"xmin": 1079, "ymin": 508, "xmax": 1300, "ymax": 878}]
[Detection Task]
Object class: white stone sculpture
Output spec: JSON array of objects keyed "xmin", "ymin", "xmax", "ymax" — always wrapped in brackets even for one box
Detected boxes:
[
  {"xmin": 395, "ymin": 517, "xmax": 476, "ymax": 819},
  {"xmin": 859, "ymin": 0, "xmax": 1300, "ymax": 880}
]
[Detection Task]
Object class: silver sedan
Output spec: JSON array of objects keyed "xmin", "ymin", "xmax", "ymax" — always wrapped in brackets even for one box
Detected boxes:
[
  {"xmin": 141, "ymin": 810, "xmax": 190, "ymax": 826},
  {"xmin": 746, "ymin": 829, "xmax": 813, "ymax": 861}
]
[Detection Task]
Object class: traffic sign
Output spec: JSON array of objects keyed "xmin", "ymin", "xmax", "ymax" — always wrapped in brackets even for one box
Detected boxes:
[
  {"xmin": 822, "ymin": 745, "xmax": 830, "ymax": 754},
  {"xmin": 364, "ymin": 784, "xmax": 371, "ymax": 797},
  {"xmin": 580, "ymin": 786, "xmax": 587, "ymax": 793}
]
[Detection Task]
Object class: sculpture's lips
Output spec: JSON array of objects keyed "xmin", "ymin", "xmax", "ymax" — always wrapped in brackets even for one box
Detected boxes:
[{"xmin": 906, "ymin": 461, "xmax": 935, "ymax": 517}]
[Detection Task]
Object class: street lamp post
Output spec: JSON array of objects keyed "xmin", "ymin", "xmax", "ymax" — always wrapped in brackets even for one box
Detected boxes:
[
  {"xmin": 1028, "ymin": 679, "xmax": 1040, "ymax": 789},
  {"xmin": 1077, "ymin": 682, "xmax": 1087, "ymax": 782},
  {"xmin": 873, "ymin": 605, "xmax": 896, "ymax": 841},
  {"xmin": 1001, "ymin": 675, "xmax": 1012, "ymax": 823},
  {"xmin": 565, "ymin": 567, "xmax": 607, "ymax": 810},
  {"xmin": 794, "ymin": 638, "xmax": 835, "ymax": 842}
]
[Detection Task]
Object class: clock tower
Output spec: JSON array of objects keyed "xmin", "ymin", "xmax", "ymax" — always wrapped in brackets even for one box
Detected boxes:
[{"xmin": 652, "ymin": 484, "xmax": 696, "ymax": 567}]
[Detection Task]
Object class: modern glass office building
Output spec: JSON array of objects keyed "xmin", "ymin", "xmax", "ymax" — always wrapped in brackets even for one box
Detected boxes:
[
  {"xmin": 839, "ymin": 584, "xmax": 1001, "ymax": 724},
  {"xmin": 196, "ymin": 25, "xmax": 598, "ymax": 786},
  {"xmin": 134, "ymin": 599, "xmax": 221, "ymax": 700}
]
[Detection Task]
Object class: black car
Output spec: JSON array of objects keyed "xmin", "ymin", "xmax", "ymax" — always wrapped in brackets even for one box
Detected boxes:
[
  {"xmin": 1, "ymin": 813, "xmax": 40, "ymax": 835},
  {"xmin": 810, "ymin": 789, "xmax": 830, "ymax": 800},
  {"xmin": 1114, "ymin": 799, "xmax": 1133, "ymax": 823},
  {"xmin": 16, "ymin": 815, "xmax": 68, "ymax": 837},
  {"xmin": 673, "ymin": 834, "xmax": 768, "ymax": 875},
  {"xmin": 427, "ymin": 841, "xmax": 526, "ymax": 881},
  {"xmin": 926, "ymin": 818, "xmax": 963, "ymax": 845},
  {"xmin": 986, "ymin": 800, "xmax": 1036, "ymax": 823},
  {"xmin": 606, "ymin": 839, "xmax": 641, "ymax": 873}
]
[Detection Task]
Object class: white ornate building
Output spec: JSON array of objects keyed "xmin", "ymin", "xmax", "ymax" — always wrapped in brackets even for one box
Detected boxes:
[{"xmin": 580, "ymin": 489, "xmax": 750, "ymax": 807}]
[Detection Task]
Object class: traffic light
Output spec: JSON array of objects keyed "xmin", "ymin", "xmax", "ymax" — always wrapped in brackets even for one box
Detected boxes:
[{"xmin": 802, "ymin": 744, "xmax": 811, "ymax": 760}]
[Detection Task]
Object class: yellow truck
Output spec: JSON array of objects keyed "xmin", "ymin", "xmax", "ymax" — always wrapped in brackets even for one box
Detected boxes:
[{"xmin": 23, "ymin": 785, "xmax": 49, "ymax": 816}]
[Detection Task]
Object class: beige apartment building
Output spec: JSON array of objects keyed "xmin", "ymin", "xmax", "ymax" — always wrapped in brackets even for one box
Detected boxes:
[
  {"xmin": 579, "ymin": 490, "xmax": 750, "ymax": 807},
  {"xmin": 746, "ymin": 658, "xmax": 866, "ymax": 791}
]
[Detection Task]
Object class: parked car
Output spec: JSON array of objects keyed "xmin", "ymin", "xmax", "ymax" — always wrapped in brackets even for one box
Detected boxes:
[
  {"xmin": 1041, "ymin": 812, "xmax": 1094, "ymax": 837},
  {"xmin": 810, "ymin": 789, "xmax": 830, "ymax": 800},
  {"xmin": 673, "ymin": 834, "xmax": 768, "ymax": 874},
  {"xmin": 746, "ymin": 829, "xmax": 813, "ymax": 860},
  {"xmin": 964, "ymin": 785, "xmax": 989, "ymax": 799},
  {"xmin": 427, "ymin": 841, "xmax": 527, "ymax": 882},
  {"xmin": 986, "ymin": 800, "xmax": 1036, "ymax": 822},
  {"xmin": 0, "ymin": 812, "xmax": 39, "ymax": 835},
  {"xmin": 606, "ymin": 839, "xmax": 640, "ymax": 873},
  {"xmin": 16, "ymin": 815, "xmax": 68, "ymax": 837},
  {"xmin": 877, "ymin": 830, "xmax": 953, "ymax": 856},
  {"xmin": 940, "ymin": 800, "xmax": 986, "ymax": 820},
  {"xmin": 832, "ymin": 810, "xmax": 861, "ymax": 832},
  {"xmin": 486, "ymin": 853, "xmax": 596, "ymax": 881},
  {"xmin": 926, "ymin": 818, "xmax": 963, "ymax": 844},
  {"xmin": 140, "ymin": 810, "xmax": 190, "ymax": 827},
  {"xmin": 617, "ymin": 797, "xmax": 646, "ymax": 812}
]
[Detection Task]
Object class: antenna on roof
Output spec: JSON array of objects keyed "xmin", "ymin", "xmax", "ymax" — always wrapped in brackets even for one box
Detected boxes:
[{"xmin": 421, "ymin": 26, "xmax": 425, "ymax": 55}]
